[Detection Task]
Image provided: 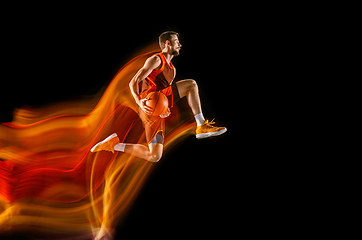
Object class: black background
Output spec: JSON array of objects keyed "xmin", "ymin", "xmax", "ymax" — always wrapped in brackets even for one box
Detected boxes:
[{"xmin": 0, "ymin": 4, "xmax": 282, "ymax": 240}]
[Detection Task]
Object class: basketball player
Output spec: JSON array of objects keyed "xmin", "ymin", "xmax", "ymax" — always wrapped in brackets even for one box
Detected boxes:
[
  {"xmin": 91, "ymin": 31, "xmax": 226, "ymax": 162},
  {"xmin": 91, "ymin": 32, "xmax": 227, "ymax": 240}
]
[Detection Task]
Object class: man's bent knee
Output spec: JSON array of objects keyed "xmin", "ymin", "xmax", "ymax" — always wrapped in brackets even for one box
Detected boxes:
[
  {"xmin": 149, "ymin": 154, "xmax": 162, "ymax": 162},
  {"xmin": 148, "ymin": 143, "xmax": 163, "ymax": 163},
  {"xmin": 188, "ymin": 79, "xmax": 198, "ymax": 90}
]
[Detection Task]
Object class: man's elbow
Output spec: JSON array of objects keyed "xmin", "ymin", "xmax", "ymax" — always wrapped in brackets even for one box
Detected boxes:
[{"xmin": 129, "ymin": 79, "xmax": 138, "ymax": 91}]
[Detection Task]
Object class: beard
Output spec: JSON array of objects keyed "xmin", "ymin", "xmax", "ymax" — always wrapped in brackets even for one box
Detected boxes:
[
  {"xmin": 171, "ymin": 47, "xmax": 180, "ymax": 56},
  {"xmin": 171, "ymin": 50, "xmax": 180, "ymax": 56}
]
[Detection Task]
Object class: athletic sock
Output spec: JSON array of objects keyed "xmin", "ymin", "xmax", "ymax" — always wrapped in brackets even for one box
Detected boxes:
[
  {"xmin": 194, "ymin": 113, "xmax": 206, "ymax": 126},
  {"xmin": 114, "ymin": 143, "xmax": 126, "ymax": 152}
]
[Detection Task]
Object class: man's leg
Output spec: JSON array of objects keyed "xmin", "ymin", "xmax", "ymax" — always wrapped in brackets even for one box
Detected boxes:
[
  {"xmin": 92, "ymin": 133, "xmax": 163, "ymax": 163},
  {"xmin": 176, "ymin": 79, "xmax": 227, "ymax": 138},
  {"xmin": 176, "ymin": 79, "xmax": 205, "ymax": 126},
  {"xmin": 176, "ymin": 79, "xmax": 202, "ymax": 116},
  {"xmin": 117, "ymin": 142, "xmax": 163, "ymax": 163}
]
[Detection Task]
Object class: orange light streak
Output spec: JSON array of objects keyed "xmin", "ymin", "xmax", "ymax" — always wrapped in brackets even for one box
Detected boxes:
[{"xmin": 0, "ymin": 43, "xmax": 195, "ymax": 239}]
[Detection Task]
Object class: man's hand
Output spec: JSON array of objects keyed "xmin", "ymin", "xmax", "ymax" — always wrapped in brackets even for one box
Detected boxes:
[
  {"xmin": 139, "ymin": 98, "xmax": 153, "ymax": 115},
  {"xmin": 160, "ymin": 108, "xmax": 171, "ymax": 118}
]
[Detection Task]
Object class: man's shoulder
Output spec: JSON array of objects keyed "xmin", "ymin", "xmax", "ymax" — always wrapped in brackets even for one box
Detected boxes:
[
  {"xmin": 144, "ymin": 53, "xmax": 162, "ymax": 69},
  {"xmin": 148, "ymin": 53, "xmax": 162, "ymax": 62}
]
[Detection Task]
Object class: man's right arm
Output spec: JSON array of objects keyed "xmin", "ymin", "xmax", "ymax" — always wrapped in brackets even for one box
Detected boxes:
[{"xmin": 129, "ymin": 55, "xmax": 161, "ymax": 114}]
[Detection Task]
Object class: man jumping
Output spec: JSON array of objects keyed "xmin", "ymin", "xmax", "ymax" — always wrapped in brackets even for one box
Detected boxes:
[{"xmin": 91, "ymin": 31, "xmax": 226, "ymax": 162}]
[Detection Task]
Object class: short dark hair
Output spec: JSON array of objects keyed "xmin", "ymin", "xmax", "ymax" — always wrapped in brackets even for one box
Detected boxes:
[{"xmin": 159, "ymin": 31, "xmax": 179, "ymax": 49}]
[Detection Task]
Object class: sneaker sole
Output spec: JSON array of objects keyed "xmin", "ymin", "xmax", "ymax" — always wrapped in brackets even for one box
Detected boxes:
[
  {"xmin": 196, "ymin": 128, "xmax": 227, "ymax": 139},
  {"xmin": 91, "ymin": 133, "xmax": 118, "ymax": 152}
]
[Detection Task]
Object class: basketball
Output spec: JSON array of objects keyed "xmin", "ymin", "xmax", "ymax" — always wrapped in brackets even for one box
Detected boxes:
[{"xmin": 146, "ymin": 91, "xmax": 169, "ymax": 116}]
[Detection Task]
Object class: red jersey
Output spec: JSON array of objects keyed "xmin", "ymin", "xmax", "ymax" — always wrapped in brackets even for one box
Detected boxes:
[{"xmin": 139, "ymin": 52, "xmax": 175, "ymax": 106}]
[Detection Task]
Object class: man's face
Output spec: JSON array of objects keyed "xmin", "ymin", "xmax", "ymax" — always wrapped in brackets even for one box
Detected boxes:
[{"xmin": 170, "ymin": 35, "xmax": 182, "ymax": 56}]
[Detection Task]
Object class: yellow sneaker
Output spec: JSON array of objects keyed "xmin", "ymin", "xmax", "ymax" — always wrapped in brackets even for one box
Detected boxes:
[
  {"xmin": 196, "ymin": 119, "xmax": 227, "ymax": 139},
  {"xmin": 91, "ymin": 133, "xmax": 120, "ymax": 153}
]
